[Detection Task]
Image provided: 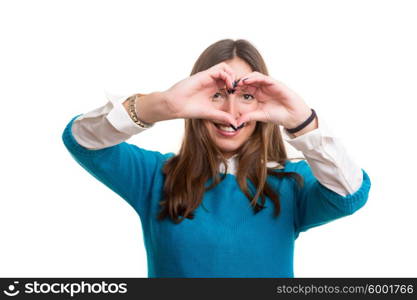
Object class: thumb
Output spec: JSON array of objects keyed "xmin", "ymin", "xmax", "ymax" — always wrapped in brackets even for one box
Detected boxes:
[
  {"xmin": 236, "ymin": 110, "xmax": 267, "ymax": 126},
  {"xmin": 206, "ymin": 110, "xmax": 238, "ymax": 127}
]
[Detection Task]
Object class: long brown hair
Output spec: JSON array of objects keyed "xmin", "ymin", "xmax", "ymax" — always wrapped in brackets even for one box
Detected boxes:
[{"xmin": 158, "ymin": 39, "xmax": 303, "ymax": 224}]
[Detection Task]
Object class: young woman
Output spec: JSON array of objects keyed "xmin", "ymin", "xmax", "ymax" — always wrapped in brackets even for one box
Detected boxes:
[{"xmin": 62, "ymin": 39, "xmax": 371, "ymax": 278}]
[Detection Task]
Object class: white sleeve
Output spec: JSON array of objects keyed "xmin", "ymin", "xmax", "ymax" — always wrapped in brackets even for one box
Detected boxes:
[
  {"xmin": 282, "ymin": 114, "xmax": 363, "ymax": 197},
  {"xmin": 71, "ymin": 92, "xmax": 152, "ymax": 150}
]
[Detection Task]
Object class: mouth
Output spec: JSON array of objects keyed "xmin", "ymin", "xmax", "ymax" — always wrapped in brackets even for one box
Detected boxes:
[{"xmin": 212, "ymin": 122, "xmax": 246, "ymax": 137}]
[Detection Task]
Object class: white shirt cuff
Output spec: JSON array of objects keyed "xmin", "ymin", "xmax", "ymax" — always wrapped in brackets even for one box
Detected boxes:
[{"xmin": 282, "ymin": 114, "xmax": 363, "ymax": 196}]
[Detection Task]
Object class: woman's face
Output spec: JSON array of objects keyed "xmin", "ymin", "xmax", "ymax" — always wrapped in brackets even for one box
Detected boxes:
[{"xmin": 204, "ymin": 57, "xmax": 258, "ymax": 158}]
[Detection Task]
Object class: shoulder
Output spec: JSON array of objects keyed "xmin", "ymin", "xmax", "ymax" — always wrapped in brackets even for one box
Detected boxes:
[{"xmin": 162, "ymin": 152, "xmax": 176, "ymax": 164}]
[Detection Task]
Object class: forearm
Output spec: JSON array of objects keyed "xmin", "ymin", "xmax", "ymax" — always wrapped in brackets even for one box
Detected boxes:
[{"xmin": 122, "ymin": 91, "xmax": 176, "ymax": 124}]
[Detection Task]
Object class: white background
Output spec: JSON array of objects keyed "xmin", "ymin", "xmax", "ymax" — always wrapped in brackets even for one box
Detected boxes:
[{"xmin": 1, "ymin": 0, "xmax": 416, "ymax": 277}]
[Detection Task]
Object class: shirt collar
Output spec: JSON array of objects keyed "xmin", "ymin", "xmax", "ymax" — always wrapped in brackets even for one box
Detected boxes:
[{"xmin": 219, "ymin": 155, "xmax": 284, "ymax": 175}]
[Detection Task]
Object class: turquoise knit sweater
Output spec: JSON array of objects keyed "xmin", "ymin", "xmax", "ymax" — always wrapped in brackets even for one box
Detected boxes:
[{"xmin": 62, "ymin": 114, "xmax": 371, "ymax": 278}]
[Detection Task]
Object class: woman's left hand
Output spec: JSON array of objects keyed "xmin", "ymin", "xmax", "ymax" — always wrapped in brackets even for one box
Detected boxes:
[{"xmin": 235, "ymin": 72, "xmax": 313, "ymax": 129}]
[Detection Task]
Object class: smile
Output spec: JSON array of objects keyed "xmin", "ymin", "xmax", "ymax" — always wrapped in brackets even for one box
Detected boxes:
[{"xmin": 212, "ymin": 122, "xmax": 246, "ymax": 137}]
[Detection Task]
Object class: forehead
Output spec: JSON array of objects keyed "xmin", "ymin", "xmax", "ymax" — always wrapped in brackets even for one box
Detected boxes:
[{"xmin": 223, "ymin": 57, "xmax": 253, "ymax": 80}]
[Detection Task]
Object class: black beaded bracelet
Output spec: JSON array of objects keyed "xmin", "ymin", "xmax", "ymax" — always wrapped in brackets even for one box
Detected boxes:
[{"xmin": 285, "ymin": 108, "xmax": 316, "ymax": 134}]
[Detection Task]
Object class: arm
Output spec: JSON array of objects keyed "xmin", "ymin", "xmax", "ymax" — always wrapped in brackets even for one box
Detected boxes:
[
  {"xmin": 71, "ymin": 91, "xmax": 171, "ymax": 150},
  {"xmin": 282, "ymin": 115, "xmax": 363, "ymax": 196},
  {"xmin": 282, "ymin": 114, "xmax": 371, "ymax": 238},
  {"xmin": 62, "ymin": 91, "xmax": 175, "ymax": 220}
]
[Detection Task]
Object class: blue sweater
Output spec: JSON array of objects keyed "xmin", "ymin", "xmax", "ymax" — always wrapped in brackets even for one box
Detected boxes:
[{"xmin": 62, "ymin": 114, "xmax": 371, "ymax": 278}]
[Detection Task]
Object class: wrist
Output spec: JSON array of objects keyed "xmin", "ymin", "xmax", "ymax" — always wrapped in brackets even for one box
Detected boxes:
[
  {"xmin": 143, "ymin": 91, "xmax": 179, "ymax": 123},
  {"xmin": 283, "ymin": 107, "xmax": 312, "ymax": 129},
  {"xmin": 123, "ymin": 91, "xmax": 172, "ymax": 124},
  {"xmin": 160, "ymin": 90, "xmax": 182, "ymax": 120},
  {"xmin": 284, "ymin": 108, "xmax": 318, "ymax": 137},
  {"xmin": 290, "ymin": 117, "xmax": 318, "ymax": 137}
]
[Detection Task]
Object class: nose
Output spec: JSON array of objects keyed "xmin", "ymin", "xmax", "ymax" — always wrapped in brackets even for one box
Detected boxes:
[{"xmin": 220, "ymin": 96, "xmax": 240, "ymax": 119}]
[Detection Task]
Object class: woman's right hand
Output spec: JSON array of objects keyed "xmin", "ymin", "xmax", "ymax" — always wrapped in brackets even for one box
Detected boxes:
[{"xmin": 163, "ymin": 62, "xmax": 238, "ymax": 127}]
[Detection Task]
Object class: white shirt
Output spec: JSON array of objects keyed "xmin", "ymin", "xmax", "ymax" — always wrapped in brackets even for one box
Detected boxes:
[{"xmin": 71, "ymin": 92, "xmax": 363, "ymax": 196}]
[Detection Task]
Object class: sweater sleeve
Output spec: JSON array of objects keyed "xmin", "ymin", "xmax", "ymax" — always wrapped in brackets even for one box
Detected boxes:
[
  {"xmin": 292, "ymin": 160, "xmax": 371, "ymax": 239},
  {"xmin": 61, "ymin": 94, "xmax": 173, "ymax": 220}
]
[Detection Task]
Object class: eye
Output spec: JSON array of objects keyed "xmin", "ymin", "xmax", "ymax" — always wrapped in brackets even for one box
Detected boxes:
[
  {"xmin": 212, "ymin": 92, "xmax": 225, "ymax": 100},
  {"xmin": 243, "ymin": 94, "xmax": 254, "ymax": 100}
]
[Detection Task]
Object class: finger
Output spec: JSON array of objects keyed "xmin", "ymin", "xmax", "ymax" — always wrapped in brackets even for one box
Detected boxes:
[
  {"xmin": 217, "ymin": 62, "xmax": 237, "ymax": 85},
  {"xmin": 239, "ymin": 73, "xmax": 274, "ymax": 87},
  {"xmin": 236, "ymin": 110, "xmax": 268, "ymax": 126},
  {"xmin": 210, "ymin": 69, "xmax": 234, "ymax": 90},
  {"xmin": 211, "ymin": 63, "xmax": 237, "ymax": 89},
  {"xmin": 237, "ymin": 73, "xmax": 255, "ymax": 86},
  {"xmin": 205, "ymin": 110, "xmax": 238, "ymax": 127}
]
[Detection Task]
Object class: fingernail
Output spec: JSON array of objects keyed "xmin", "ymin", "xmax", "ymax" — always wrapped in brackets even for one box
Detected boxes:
[{"xmin": 233, "ymin": 79, "xmax": 240, "ymax": 88}]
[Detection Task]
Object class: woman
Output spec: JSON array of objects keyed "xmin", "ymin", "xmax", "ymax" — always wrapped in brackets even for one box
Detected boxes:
[{"xmin": 62, "ymin": 39, "xmax": 371, "ymax": 278}]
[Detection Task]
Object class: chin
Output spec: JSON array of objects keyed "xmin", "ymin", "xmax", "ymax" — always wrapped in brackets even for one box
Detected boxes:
[{"xmin": 218, "ymin": 145, "xmax": 241, "ymax": 155}]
